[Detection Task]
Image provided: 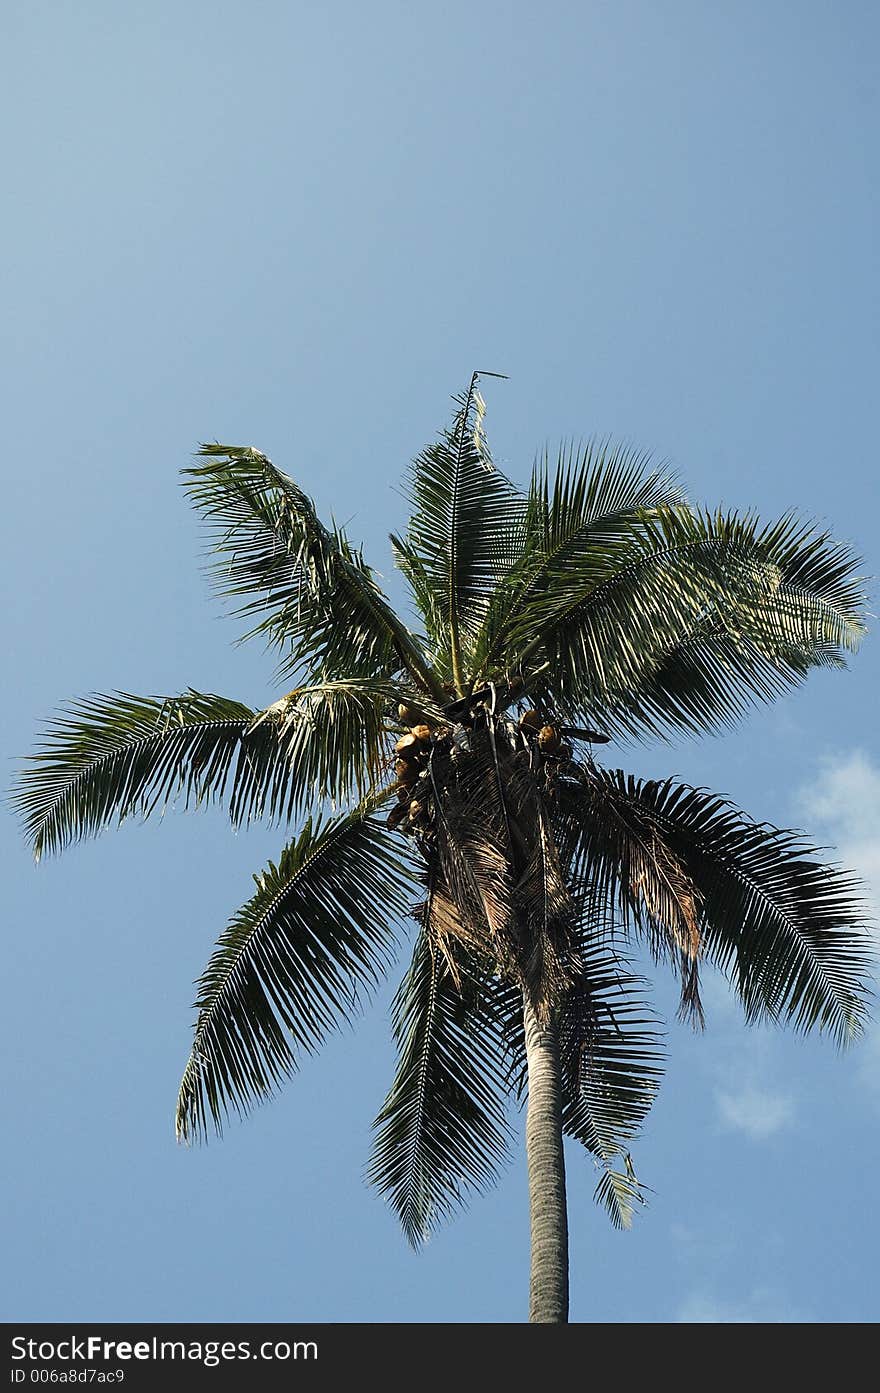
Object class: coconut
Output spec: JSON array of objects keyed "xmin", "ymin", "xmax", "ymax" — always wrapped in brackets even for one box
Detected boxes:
[
  {"xmin": 395, "ymin": 733, "xmax": 422, "ymax": 757},
  {"xmin": 539, "ymin": 724, "xmax": 561, "ymax": 754},
  {"xmin": 519, "ymin": 709, "xmax": 542, "ymax": 731},
  {"xmin": 398, "ymin": 702, "xmax": 426, "ymax": 724}
]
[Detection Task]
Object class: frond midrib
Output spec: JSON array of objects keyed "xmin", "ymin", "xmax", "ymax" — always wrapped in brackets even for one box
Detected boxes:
[
  {"xmin": 447, "ymin": 376, "xmax": 479, "ymax": 693},
  {"xmin": 396, "ymin": 943, "xmax": 442, "ymax": 1238}
]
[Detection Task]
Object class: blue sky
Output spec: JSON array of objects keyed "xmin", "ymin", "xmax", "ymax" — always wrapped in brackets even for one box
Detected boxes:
[{"xmin": 2, "ymin": 1, "xmax": 878, "ymax": 1323}]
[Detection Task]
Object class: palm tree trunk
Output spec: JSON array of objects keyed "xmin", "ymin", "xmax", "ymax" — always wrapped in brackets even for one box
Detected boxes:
[{"xmin": 523, "ymin": 993, "xmax": 569, "ymax": 1322}]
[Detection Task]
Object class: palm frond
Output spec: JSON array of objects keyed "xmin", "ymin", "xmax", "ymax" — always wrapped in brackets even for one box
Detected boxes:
[
  {"xmin": 183, "ymin": 446, "xmax": 442, "ymax": 697},
  {"xmin": 590, "ymin": 514, "xmax": 867, "ymax": 742},
  {"xmin": 569, "ymin": 769, "xmax": 873, "ymax": 1044},
  {"xmin": 503, "ymin": 502, "xmax": 866, "ymax": 741},
  {"xmin": 247, "ymin": 677, "xmax": 400, "ymax": 814},
  {"xmin": 389, "ymin": 531, "xmax": 451, "ymax": 679},
  {"xmin": 559, "ymin": 939, "xmax": 664, "ymax": 1228},
  {"xmin": 403, "ymin": 378, "xmax": 525, "ymax": 690},
  {"xmin": 176, "ymin": 809, "xmax": 413, "ymax": 1140},
  {"xmin": 750, "ymin": 512, "xmax": 866, "ymax": 655},
  {"xmin": 560, "ymin": 763, "xmax": 705, "ymax": 1021},
  {"xmin": 593, "ymin": 1159, "xmax": 649, "ymax": 1231},
  {"xmin": 474, "ymin": 439, "xmax": 685, "ymax": 676},
  {"xmin": 12, "ymin": 691, "xmax": 260, "ymax": 860},
  {"xmin": 477, "ymin": 974, "xmax": 528, "ymax": 1097},
  {"xmin": 427, "ymin": 727, "xmax": 520, "ymax": 979},
  {"xmin": 506, "ymin": 753, "xmax": 580, "ymax": 1015},
  {"xmin": 368, "ymin": 902, "xmax": 512, "ymax": 1246},
  {"xmin": 509, "ymin": 507, "xmax": 776, "ymax": 724},
  {"xmin": 11, "ymin": 681, "xmax": 403, "ymax": 860},
  {"xmin": 594, "ymin": 621, "xmax": 841, "ymax": 742}
]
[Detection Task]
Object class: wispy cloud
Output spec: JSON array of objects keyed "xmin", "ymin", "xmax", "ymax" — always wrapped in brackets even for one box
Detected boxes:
[
  {"xmin": 715, "ymin": 1085, "xmax": 795, "ymax": 1140},
  {"xmin": 697, "ymin": 749, "xmax": 879, "ymax": 1139},
  {"xmin": 796, "ymin": 750, "xmax": 880, "ymax": 1101},
  {"xmin": 700, "ymin": 993, "xmax": 798, "ymax": 1141},
  {"xmin": 677, "ymin": 1286, "xmax": 805, "ymax": 1323},
  {"xmin": 796, "ymin": 749, "xmax": 880, "ymax": 908}
]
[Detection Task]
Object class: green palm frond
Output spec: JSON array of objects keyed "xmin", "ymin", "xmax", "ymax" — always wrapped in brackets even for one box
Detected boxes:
[
  {"xmin": 478, "ymin": 975, "xmax": 528, "ymax": 1096},
  {"xmin": 389, "ymin": 531, "xmax": 451, "ymax": 679},
  {"xmin": 248, "ymin": 677, "xmax": 401, "ymax": 813},
  {"xmin": 183, "ymin": 446, "xmax": 442, "ymax": 697},
  {"xmin": 559, "ymin": 940, "xmax": 664, "ymax": 1229},
  {"xmin": 751, "ymin": 513, "xmax": 866, "ymax": 655},
  {"xmin": 509, "ymin": 507, "xmax": 776, "ymax": 723},
  {"xmin": 593, "ymin": 1160, "xmax": 648, "ymax": 1231},
  {"xmin": 11, "ymin": 682, "xmax": 403, "ymax": 860},
  {"xmin": 12, "ymin": 691, "xmax": 262, "ymax": 860},
  {"xmin": 590, "ymin": 513, "xmax": 867, "ymax": 742},
  {"xmin": 474, "ymin": 439, "xmax": 685, "ymax": 676},
  {"xmin": 597, "ymin": 621, "xmax": 842, "ymax": 742},
  {"xmin": 500, "ymin": 502, "xmax": 865, "ymax": 742},
  {"xmin": 569, "ymin": 769, "xmax": 873, "ymax": 1044},
  {"xmin": 402, "ymin": 376, "xmax": 525, "ymax": 691},
  {"xmin": 368, "ymin": 909, "xmax": 513, "ymax": 1246},
  {"xmin": 176, "ymin": 808, "xmax": 413, "ymax": 1141}
]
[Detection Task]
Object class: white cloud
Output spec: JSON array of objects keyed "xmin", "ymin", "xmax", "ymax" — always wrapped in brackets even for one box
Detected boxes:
[
  {"xmin": 715, "ymin": 1085, "xmax": 795, "ymax": 1140},
  {"xmin": 677, "ymin": 1286, "xmax": 804, "ymax": 1323},
  {"xmin": 796, "ymin": 749, "xmax": 880, "ymax": 907},
  {"xmin": 678, "ymin": 1293, "xmax": 754, "ymax": 1323},
  {"xmin": 704, "ymin": 1015, "xmax": 798, "ymax": 1140},
  {"xmin": 673, "ymin": 752, "xmax": 878, "ymax": 1147},
  {"xmin": 796, "ymin": 750, "xmax": 880, "ymax": 1102}
]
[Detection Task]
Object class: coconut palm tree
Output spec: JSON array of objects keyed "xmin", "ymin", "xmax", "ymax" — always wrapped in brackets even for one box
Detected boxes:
[{"xmin": 12, "ymin": 375, "xmax": 871, "ymax": 1323}]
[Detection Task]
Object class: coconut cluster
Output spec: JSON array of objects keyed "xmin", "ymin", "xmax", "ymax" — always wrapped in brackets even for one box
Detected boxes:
[
  {"xmin": 385, "ymin": 705, "xmax": 439, "ymax": 834},
  {"xmin": 384, "ymin": 700, "xmax": 577, "ymax": 842}
]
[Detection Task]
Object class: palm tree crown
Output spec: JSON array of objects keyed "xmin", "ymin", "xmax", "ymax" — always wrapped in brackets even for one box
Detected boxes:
[{"xmin": 13, "ymin": 375, "xmax": 872, "ymax": 1318}]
